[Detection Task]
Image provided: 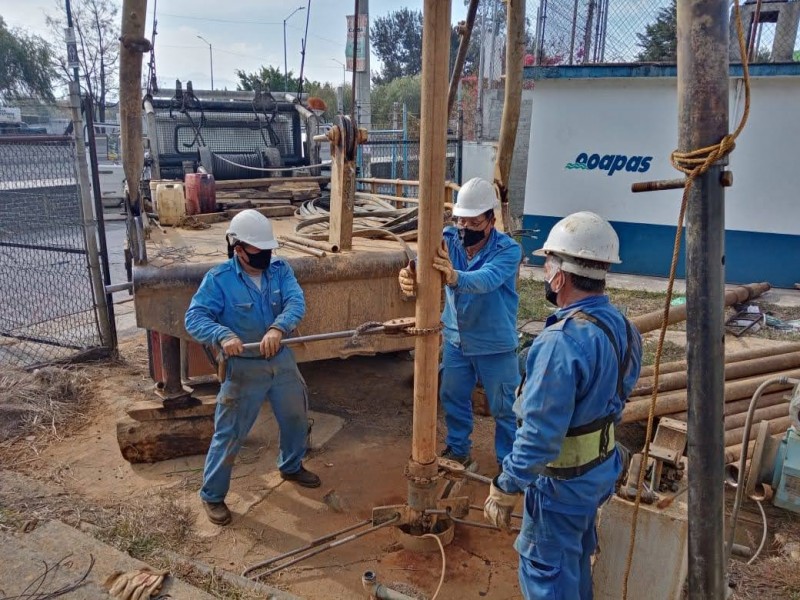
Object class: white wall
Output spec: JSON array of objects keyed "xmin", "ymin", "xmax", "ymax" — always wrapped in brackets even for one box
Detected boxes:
[{"xmin": 523, "ymin": 75, "xmax": 800, "ymax": 235}]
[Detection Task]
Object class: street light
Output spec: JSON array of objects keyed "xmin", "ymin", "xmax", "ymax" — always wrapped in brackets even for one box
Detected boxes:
[
  {"xmin": 331, "ymin": 58, "xmax": 346, "ymax": 113},
  {"xmin": 283, "ymin": 6, "xmax": 305, "ymax": 93},
  {"xmin": 196, "ymin": 35, "xmax": 214, "ymax": 90}
]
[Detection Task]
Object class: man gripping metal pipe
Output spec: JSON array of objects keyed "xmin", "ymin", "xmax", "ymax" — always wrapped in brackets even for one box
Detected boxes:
[
  {"xmin": 484, "ymin": 212, "xmax": 643, "ymax": 599},
  {"xmin": 185, "ymin": 209, "xmax": 321, "ymax": 526},
  {"xmin": 399, "ymin": 177, "xmax": 522, "ymax": 470}
]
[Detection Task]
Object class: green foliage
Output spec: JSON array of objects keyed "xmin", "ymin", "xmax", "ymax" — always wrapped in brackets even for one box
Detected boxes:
[
  {"xmin": 0, "ymin": 17, "xmax": 55, "ymax": 102},
  {"xmin": 371, "ymin": 8, "xmax": 423, "ymax": 85},
  {"xmin": 636, "ymin": 0, "xmax": 677, "ymax": 62},
  {"xmin": 371, "ymin": 75, "xmax": 422, "ymax": 126}
]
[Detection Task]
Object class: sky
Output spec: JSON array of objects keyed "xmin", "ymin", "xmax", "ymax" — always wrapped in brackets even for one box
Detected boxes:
[{"xmin": 0, "ymin": 1, "xmax": 471, "ymax": 92}]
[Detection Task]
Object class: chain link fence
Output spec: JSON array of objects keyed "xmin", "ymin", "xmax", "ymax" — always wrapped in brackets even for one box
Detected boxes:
[{"xmin": 0, "ymin": 136, "xmax": 105, "ymax": 368}]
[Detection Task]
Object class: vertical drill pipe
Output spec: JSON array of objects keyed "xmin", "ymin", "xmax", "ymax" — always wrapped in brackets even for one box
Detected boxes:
[
  {"xmin": 160, "ymin": 334, "xmax": 183, "ymax": 395},
  {"xmin": 407, "ymin": 0, "xmax": 452, "ymax": 513},
  {"xmin": 678, "ymin": 0, "xmax": 730, "ymax": 597}
]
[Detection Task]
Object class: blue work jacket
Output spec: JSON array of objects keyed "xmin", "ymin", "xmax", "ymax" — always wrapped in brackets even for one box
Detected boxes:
[
  {"xmin": 498, "ymin": 295, "xmax": 642, "ymax": 514},
  {"xmin": 441, "ymin": 225, "xmax": 522, "ymax": 356},
  {"xmin": 184, "ymin": 256, "xmax": 306, "ymax": 348}
]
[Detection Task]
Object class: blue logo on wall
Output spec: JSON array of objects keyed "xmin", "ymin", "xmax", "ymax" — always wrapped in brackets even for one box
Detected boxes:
[{"xmin": 565, "ymin": 153, "xmax": 653, "ymax": 176}]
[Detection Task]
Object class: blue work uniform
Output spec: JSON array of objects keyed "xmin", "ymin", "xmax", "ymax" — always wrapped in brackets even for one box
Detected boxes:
[
  {"xmin": 440, "ymin": 225, "xmax": 522, "ymax": 463},
  {"xmin": 185, "ymin": 255, "xmax": 308, "ymax": 504},
  {"xmin": 497, "ymin": 295, "xmax": 642, "ymax": 600}
]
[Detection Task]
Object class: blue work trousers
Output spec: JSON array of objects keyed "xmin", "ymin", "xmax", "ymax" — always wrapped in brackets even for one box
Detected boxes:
[
  {"xmin": 440, "ymin": 342, "xmax": 519, "ymax": 463},
  {"xmin": 517, "ymin": 488, "xmax": 599, "ymax": 600},
  {"xmin": 200, "ymin": 349, "xmax": 309, "ymax": 503}
]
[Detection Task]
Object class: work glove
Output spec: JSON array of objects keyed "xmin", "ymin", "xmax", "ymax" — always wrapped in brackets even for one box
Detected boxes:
[
  {"xmin": 398, "ymin": 264, "xmax": 417, "ymax": 298},
  {"xmin": 433, "ymin": 243, "xmax": 458, "ymax": 286},
  {"xmin": 484, "ymin": 476, "xmax": 521, "ymax": 531},
  {"xmin": 221, "ymin": 335, "xmax": 244, "ymax": 357},
  {"xmin": 104, "ymin": 567, "xmax": 169, "ymax": 600},
  {"xmin": 261, "ymin": 327, "xmax": 283, "ymax": 358}
]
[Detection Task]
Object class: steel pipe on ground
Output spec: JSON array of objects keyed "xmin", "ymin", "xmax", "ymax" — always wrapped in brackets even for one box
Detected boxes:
[
  {"xmin": 630, "ymin": 282, "xmax": 770, "ymax": 335},
  {"xmin": 637, "ymin": 342, "xmax": 800, "ymax": 379},
  {"xmin": 724, "ymin": 416, "xmax": 792, "ymax": 447},
  {"xmin": 670, "ymin": 390, "xmax": 787, "ymax": 421},
  {"xmin": 621, "ymin": 368, "xmax": 800, "ymax": 423},
  {"xmin": 724, "ymin": 403, "xmax": 789, "ymax": 431},
  {"xmin": 724, "ymin": 433, "xmax": 785, "ymax": 465},
  {"xmin": 632, "ymin": 351, "xmax": 800, "ymax": 397}
]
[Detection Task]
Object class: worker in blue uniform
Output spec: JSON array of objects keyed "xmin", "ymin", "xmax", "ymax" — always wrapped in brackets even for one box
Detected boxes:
[
  {"xmin": 185, "ymin": 209, "xmax": 320, "ymax": 526},
  {"xmin": 399, "ymin": 177, "xmax": 522, "ymax": 467},
  {"xmin": 484, "ymin": 211, "xmax": 642, "ymax": 599}
]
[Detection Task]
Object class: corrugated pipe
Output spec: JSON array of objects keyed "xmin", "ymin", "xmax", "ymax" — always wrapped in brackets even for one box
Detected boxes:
[{"xmin": 362, "ymin": 571, "xmax": 417, "ymax": 600}]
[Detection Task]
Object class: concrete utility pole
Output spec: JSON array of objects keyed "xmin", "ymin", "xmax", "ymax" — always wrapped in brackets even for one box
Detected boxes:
[
  {"xmin": 196, "ymin": 35, "xmax": 213, "ymax": 90},
  {"xmin": 678, "ymin": 0, "xmax": 729, "ymax": 597},
  {"xmin": 355, "ymin": 0, "xmax": 371, "ymax": 130},
  {"xmin": 406, "ymin": 0, "xmax": 451, "ymax": 516}
]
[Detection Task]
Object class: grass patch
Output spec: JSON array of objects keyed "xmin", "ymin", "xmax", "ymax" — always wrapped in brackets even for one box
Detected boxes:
[{"xmin": 641, "ymin": 338, "xmax": 686, "ymax": 367}]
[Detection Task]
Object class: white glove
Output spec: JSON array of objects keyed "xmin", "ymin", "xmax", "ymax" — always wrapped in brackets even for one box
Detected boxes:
[
  {"xmin": 432, "ymin": 243, "xmax": 458, "ymax": 286},
  {"xmin": 105, "ymin": 568, "xmax": 168, "ymax": 600},
  {"xmin": 398, "ymin": 265, "xmax": 417, "ymax": 298},
  {"xmin": 483, "ymin": 477, "xmax": 521, "ymax": 531}
]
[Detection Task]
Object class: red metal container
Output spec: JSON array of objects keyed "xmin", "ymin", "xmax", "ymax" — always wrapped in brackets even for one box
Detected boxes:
[{"xmin": 184, "ymin": 173, "xmax": 217, "ymax": 214}]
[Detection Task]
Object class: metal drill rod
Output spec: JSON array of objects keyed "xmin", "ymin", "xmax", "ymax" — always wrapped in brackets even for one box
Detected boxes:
[
  {"xmin": 424, "ymin": 509, "xmax": 521, "ymax": 533},
  {"xmin": 239, "ymin": 325, "xmax": 386, "ymax": 351},
  {"xmin": 241, "ymin": 519, "xmax": 371, "ymax": 577},
  {"xmin": 245, "ymin": 515, "xmax": 400, "ymax": 581},
  {"xmin": 678, "ymin": 0, "xmax": 729, "ymax": 596}
]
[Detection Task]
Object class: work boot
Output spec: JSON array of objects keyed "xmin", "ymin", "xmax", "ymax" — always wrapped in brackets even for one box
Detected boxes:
[
  {"xmin": 202, "ymin": 500, "xmax": 232, "ymax": 526},
  {"xmin": 440, "ymin": 446, "xmax": 472, "ymax": 467},
  {"xmin": 280, "ymin": 466, "xmax": 321, "ymax": 488}
]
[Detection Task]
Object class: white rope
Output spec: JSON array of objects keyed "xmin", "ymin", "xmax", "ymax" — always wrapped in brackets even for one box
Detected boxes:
[{"xmin": 421, "ymin": 533, "xmax": 446, "ymax": 600}]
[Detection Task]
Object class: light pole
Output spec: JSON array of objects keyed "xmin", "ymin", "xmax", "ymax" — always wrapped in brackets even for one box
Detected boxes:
[
  {"xmin": 331, "ymin": 58, "xmax": 346, "ymax": 113},
  {"xmin": 283, "ymin": 6, "xmax": 305, "ymax": 93},
  {"xmin": 196, "ymin": 35, "xmax": 214, "ymax": 90}
]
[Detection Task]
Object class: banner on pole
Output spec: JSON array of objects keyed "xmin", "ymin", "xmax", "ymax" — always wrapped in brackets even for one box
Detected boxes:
[{"xmin": 345, "ymin": 14, "xmax": 368, "ymax": 72}]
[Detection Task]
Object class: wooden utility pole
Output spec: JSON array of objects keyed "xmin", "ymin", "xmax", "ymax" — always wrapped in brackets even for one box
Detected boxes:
[
  {"xmin": 407, "ymin": 0, "xmax": 452, "ymax": 514},
  {"xmin": 119, "ymin": 0, "xmax": 147, "ymax": 216},
  {"xmin": 327, "ymin": 117, "xmax": 358, "ymax": 251},
  {"xmin": 447, "ymin": 0, "xmax": 480, "ymax": 117},
  {"xmin": 493, "ymin": 0, "xmax": 525, "ymax": 232}
]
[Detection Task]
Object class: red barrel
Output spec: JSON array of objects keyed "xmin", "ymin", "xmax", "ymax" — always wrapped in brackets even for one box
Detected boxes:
[{"xmin": 185, "ymin": 173, "xmax": 217, "ymax": 214}]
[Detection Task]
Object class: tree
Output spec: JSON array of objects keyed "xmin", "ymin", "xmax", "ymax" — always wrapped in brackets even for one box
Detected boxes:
[
  {"xmin": 371, "ymin": 75, "xmax": 422, "ymax": 127},
  {"xmin": 371, "ymin": 8, "xmax": 424, "ymax": 85},
  {"xmin": 46, "ymin": 0, "xmax": 120, "ymax": 122},
  {"xmin": 636, "ymin": 0, "xmax": 677, "ymax": 62},
  {"xmin": 236, "ymin": 65, "xmax": 300, "ymax": 93},
  {"xmin": 0, "ymin": 17, "xmax": 56, "ymax": 102}
]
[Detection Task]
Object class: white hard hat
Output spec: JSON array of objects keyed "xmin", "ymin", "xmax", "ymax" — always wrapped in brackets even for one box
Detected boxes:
[
  {"xmin": 226, "ymin": 209, "xmax": 278, "ymax": 250},
  {"xmin": 452, "ymin": 178, "xmax": 499, "ymax": 217},
  {"xmin": 534, "ymin": 211, "xmax": 621, "ymax": 279}
]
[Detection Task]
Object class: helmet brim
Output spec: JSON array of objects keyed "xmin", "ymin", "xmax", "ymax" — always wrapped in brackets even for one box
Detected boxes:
[
  {"xmin": 532, "ymin": 248, "xmax": 547, "ymax": 257},
  {"xmin": 249, "ymin": 239, "xmax": 279, "ymax": 250},
  {"xmin": 452, "ymin": 205, "xmax": 497, "ymax": 218}
]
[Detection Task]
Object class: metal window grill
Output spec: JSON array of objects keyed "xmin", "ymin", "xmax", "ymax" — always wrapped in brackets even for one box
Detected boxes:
[{"xmin": 0, "ymin": 136, "xmax": 103, "ymax": 368}]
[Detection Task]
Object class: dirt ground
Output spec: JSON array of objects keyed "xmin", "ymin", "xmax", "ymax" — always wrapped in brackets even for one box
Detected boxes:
[{"xmin": 4, "ymin": 333, "xmax": 521, "ymax": 600}]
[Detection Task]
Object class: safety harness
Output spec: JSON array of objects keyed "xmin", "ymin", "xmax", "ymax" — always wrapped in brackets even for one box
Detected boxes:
[{"xmin": 522, "ymin": 309, "xmax": 634, "ymax": 480}]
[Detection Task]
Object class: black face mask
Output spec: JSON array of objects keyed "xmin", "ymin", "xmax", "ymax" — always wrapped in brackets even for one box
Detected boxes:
[
  {"xmin": 244, "ymin": 248, "xmax": 272, "ymax": 270},
  {"xmin": 544, "ymin": 279, "xmax": 559, "ymax": 306},
  {"xmin": 458, "ymin": 226, "xmax": 486, "ymax": 248}
]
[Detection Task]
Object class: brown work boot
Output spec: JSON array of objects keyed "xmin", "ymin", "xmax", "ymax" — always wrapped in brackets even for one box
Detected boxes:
[
  {"xmin": 280, "ymin": 466, "xmax": 321, "ymax": 488},
  {"xmin": 202, "ymin": 500, "xmax": 232, "ymax": 526}
]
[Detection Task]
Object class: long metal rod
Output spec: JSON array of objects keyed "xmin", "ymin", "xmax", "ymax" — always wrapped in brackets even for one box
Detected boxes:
[
  {"xmin": 238, "ymin": 325, "xmax": 385, "ymax": 352},
  {"xmin": 249, "ymin": 515, "xmax": 400, "ymax": 580},
  {"xmin": 242, "ymin": 519, "xmax": 371, "ymax": 576},
  {"xmin": 678, "ymin": 0, "xmax": 729, "ymax": 597}
]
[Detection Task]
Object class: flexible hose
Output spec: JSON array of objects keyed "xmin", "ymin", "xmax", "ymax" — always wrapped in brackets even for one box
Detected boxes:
[
  {"xmin": 725, "ymin": 376, "xmax": 796, "ymax": 563},
  {"xmin": 421, "ymin": 533, "xmax": 446, "ymax": 600},
  {"xmin": 747, "ymin": 499, "xmax": 768, "ymax": 565}
]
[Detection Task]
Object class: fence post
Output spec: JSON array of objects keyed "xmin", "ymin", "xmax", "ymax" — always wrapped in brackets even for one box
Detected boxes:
[{"xmin": 67, "ymin": 81, "xmax": 114, "ymax": 350}]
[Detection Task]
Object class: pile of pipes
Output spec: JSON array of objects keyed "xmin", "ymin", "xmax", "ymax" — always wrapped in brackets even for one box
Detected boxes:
[{"xmin": 621, "ymin": 343, "xmax": 800, "ymax": 465}]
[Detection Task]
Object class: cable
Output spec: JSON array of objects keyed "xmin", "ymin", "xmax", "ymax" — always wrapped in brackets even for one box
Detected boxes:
[
  {"xmin": 421, "ymin": 533, "xmax": 446, "ymax": 600},
  {"xmin": 211, "ymin": 152, "xmax": 331, "ymax": 173},
  {"xmin": 747, "ymin": 499, "xmax": 768, "ymax": 565},
  {"xmin": 621, "ymin": 2, "xmax": 753, "ymax": 598}
]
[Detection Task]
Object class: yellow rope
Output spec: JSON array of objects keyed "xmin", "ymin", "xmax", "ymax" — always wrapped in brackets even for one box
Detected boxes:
[{"xmin": 621, "ymin": 2, "xmax": 752, "ymax": 597}]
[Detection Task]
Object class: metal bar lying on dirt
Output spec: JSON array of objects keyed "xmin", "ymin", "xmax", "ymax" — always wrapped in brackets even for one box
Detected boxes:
[
  {"xmin": 244, "ymin": 515, "xmax": 400, "ymax": 581},
  {"xmin": 280, "ymin": 239, "xmax": 327, "ymax": 258},
  {"xmin": 281, "ymin": 234, "xmax": 340, "ymax": 253}
]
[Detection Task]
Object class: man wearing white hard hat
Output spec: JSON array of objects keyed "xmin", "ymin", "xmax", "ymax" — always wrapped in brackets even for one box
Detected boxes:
[
  {"xmin": 483, "ymin": 211, "xmax": 642, "ymax": 599},
  {"xmin": 399, "ymin": 177, "xmax": 522, "ymax": 469},
  {"xmin": 185, "ymin": 209, "xmax": 320, "ymax": 526}
]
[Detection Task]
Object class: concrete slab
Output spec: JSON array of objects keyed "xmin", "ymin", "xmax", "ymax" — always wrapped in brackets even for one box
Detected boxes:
[
  {"xmin": 308, "ymin": 409, "xmax": 346, "ymax": 451},
  {"xmin": 594, "ymin": 495, "xmax": 688, "ymax": 600},
  {"xmin": 12, "ymin": 520, "xmax": 217, "ymax": 599}
]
